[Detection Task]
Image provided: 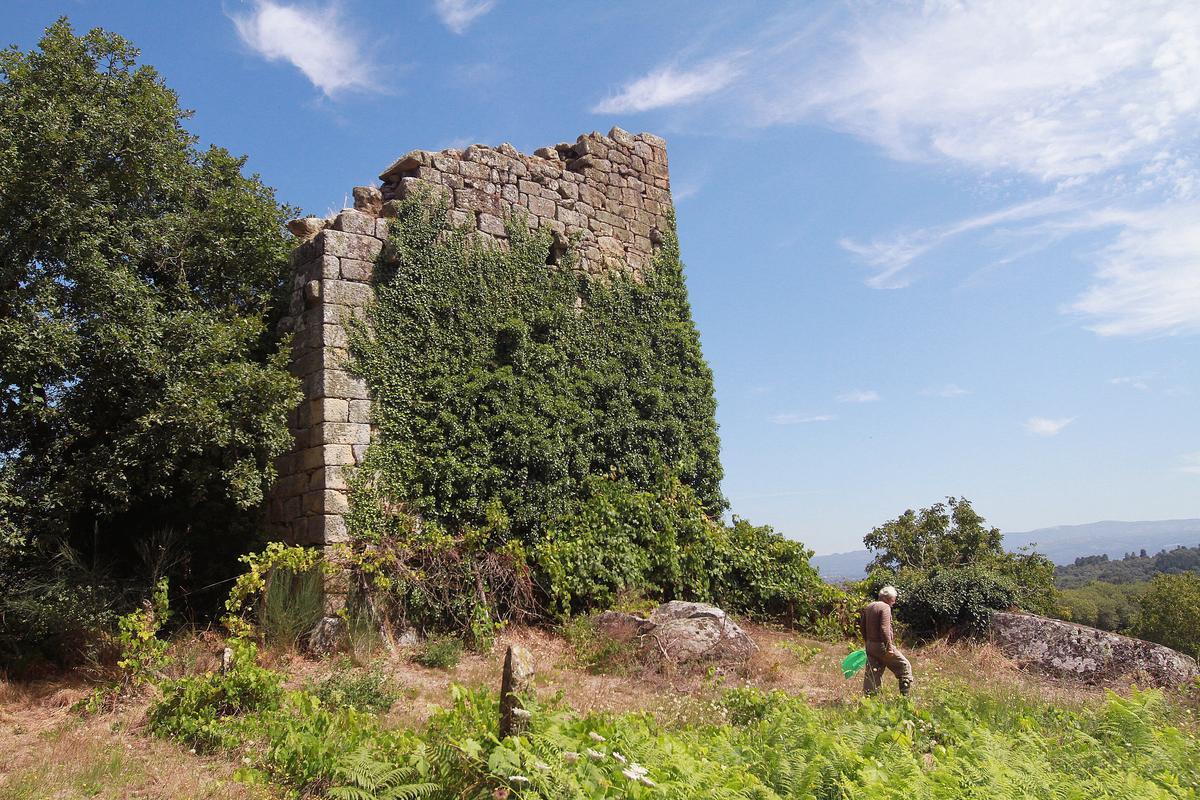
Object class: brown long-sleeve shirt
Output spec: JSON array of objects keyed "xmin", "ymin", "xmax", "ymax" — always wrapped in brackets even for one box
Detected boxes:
[{"xmin": 860, "ymin": 600, "xmax": 895, "ymax": 650}]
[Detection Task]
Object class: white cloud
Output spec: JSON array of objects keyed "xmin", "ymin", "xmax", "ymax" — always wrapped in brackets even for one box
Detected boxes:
[
  {"xmin": 1180, "ymin": 452, "xmax": 1200, "ymax": 475},
  {"xmin": 1067, "ymin": 204, "xmax": 1200, "ymax": 336},
  {"xmin": 780, "ymin": 1, "xmax": 1200, "ymax": 187},
  {"xmin": 921, "ymin": 384, "xmax": 971, "ymax": 398},
  {"xmin": 810, "ymin": 3, "xmax": 1200, "ymax": 333},
  {"xmin": 1024, "ymin": 416, "xmax": 1076, "ymax": 436},
  {"xmin": 434, "ymin": 0, "xmax": 496, "ymax": 34},
  {"xmin": 592, "ymin": 60, "xmax": 740, "ymax": 114},
  {"xmin": 836, "ymin": 389, "xmax": 880, "ymax": 403},
  {"xmin": 771, "ymin": 412, "xmax": 836, "ymax": 425},
  {"xmin": 231, "ymin": 1, "xmax": 373, "ymax": 96},
  {"xmin": 619, "ymin": 2, "xmax": 1200, "ymax": 336},
  {"xmin": 1109, "ymin": 375, "xmax": 1151, "ymax": 391}
]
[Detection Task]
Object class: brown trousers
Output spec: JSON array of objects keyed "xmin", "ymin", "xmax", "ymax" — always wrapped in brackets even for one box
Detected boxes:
[{"xmin": 863, "ymin": 640, "xmax": 913, "ymax": 696}]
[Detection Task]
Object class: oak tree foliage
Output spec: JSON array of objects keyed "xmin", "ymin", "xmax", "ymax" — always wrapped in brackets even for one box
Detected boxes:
[{"xmin": 0, "ymin": 20, "xmax": 299, "ymax": 661}]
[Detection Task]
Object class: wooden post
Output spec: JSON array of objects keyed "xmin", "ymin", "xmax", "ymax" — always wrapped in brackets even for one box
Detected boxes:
[{"xmin": 499, "ymin": 644, "xmax": 534, "ymax": 738}]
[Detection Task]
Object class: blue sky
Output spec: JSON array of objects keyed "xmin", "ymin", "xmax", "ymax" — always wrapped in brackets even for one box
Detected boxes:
[{"xmin": 7, "ymin": 1, "xmax": 1198, "ymax": 554}]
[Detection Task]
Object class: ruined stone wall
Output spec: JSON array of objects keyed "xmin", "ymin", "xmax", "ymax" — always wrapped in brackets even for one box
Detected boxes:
[{"xmin": 267, "ymin": 127, "xmax": 674, "ymax": 551}]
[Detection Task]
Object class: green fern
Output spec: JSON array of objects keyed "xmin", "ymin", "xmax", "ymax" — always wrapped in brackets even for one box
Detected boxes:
[{"xmin": 328, "ymin": 746, "xmax": 438, "ymax": 800}]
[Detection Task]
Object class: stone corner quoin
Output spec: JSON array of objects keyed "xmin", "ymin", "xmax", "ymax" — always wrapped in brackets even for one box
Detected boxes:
[{"xmin": 266, "ymin": 127, "xmax": 676, "ymax": 555}]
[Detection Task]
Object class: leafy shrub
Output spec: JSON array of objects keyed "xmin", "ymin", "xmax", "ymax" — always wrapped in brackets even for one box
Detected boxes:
[
  {"xmin": 0, "ymin": 538, "xmax": 118, "ymax": 670},
  {"xmin": 535, "ymin": 472, "xmax": 833, "ymax": 624},
  {"xmin": 148, "ymin": 639, "xmax": 283, "ymax": 751},
  {"xmin": 1135, "ymin": 572, "xmax": 1200, "ymax": 658},
  {"xmin": 874, "ymin": 565, "xmax": 1021, "ymax": 637},
  {"xmin": 115, "ymin": 577, "xmax": 170, "ymax": 686},
  {"xmin": 534, "ymin": 473, "xmax": 704, "ymax": 614},
  {"xmin": 412, "ymin": 636, "xmax": 462, "ymax": 669},
  {"xmin": 312, "ymin": 663, "xmax": 401, "ymax": 714},
  {"xmin": 863, "ymin": 498, "xmax": 1058, "ymax": 638}
]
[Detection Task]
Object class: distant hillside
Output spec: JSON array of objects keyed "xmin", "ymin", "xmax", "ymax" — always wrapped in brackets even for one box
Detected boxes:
[
  {"xmin": 1006, "ymin": 519, "xmax": 1200, "ymax": 565},
  {"xmin": 1054, "ymin": 544, "xmax": 1200, "ymax": 588},
  {"xmin": 811, "ymin": 518, "xmax": 1200, "ymax": 582}
]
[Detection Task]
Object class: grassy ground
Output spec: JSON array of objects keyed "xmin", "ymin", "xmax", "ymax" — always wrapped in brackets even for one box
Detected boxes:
[{"xmin": 0, "ymin": 622, "xmax": 1171, "ymax": 799}]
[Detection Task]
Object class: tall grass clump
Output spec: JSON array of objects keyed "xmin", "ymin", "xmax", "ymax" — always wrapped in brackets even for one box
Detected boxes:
[{"xmin": 257, "ymin": 566, "xmax": 326, "ymax": 650}]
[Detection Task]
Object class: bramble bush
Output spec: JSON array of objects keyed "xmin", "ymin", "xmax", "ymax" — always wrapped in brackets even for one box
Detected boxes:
[
  {"xmin": 536, "ymin": 472, "xmax": 839, "ymax": 625},
  {"xmin": 412, "ymin": 635, "xmax": 464, "ymax": 670},
  {"xmin": 311, "ymin": 662, "xmax": 401, "ymax": 714},
  {"xmin": 148, "ymin": 639, "xmax": 283, "ymax": 752}
]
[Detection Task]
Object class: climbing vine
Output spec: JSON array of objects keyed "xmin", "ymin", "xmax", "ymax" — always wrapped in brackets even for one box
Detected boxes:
[
  {"xmin": 347, "ymin": 197, "xmax": 724, "ymax": 545},
  {"xmin": 342, "ymin": 198, "xmax": 833, "ymax": 629}
]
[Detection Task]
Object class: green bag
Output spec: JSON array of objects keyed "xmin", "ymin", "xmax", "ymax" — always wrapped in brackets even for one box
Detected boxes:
[{"xmin": 841, "ymin": 648, "xmax": 867, "ymax": 678}]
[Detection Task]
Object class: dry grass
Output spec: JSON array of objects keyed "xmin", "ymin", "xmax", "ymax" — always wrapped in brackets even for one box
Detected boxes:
[
  {"xmin": 0, "ymin": 620, "xmax": 1137, "ymax": 798},
  {"xmin": 265, "ymin": 621, "xmax": 1118, "ymax": 729},
  {"xmin": 0, "ymin": 677, "xmax": 276, "ymax": 800}
]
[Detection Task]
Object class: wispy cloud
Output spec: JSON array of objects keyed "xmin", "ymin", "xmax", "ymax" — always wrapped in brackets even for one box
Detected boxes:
[
  {"xmin": 1024, "ymin": 416, "xmax": 1075, "ymax": 437},
  {"xmin": 1110, "ymin": 375, "xmax": 1151, "ymax": 391},
  {"xmin": 592, "ymin": 60, "xmax": 740, "ymax": 114},
  {"xmin": 840, "ymin": 195, "xmax": 1078, "ymax": 288},
  {"xmin": 780, "ymin": 2, "xmax": 1200, "ymax": 188},
  {"xmin": 611, "ymin": 2, "xmax": 1200, "ymax": 336},
  {"xmin": 434, "ymin": 0, "xmax": 496, "ymax": 34},
  {"xmin": 1180, "ymin": 452, "xmax": 1200, "ymax": 475},
  {"xmin": 230, "ymin": 1, "xmax": 375, "ymax": 96},
  {"xmin": 921, "ymin": 384, "xmax": 971, "ymax": 398},
  {"xmin": 1067, "ymin": 204, "xmax": 1200, "ymax": 336},
  {"xmin": 771, "ymin": 412, "xmax": 836, "ymax": 425},
  {"xmin": 836, "ymin": 389, "xmax": 880, "ymax": 403}
]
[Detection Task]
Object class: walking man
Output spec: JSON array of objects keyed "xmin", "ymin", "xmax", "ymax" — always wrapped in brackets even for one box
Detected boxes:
[{"xmin": 859, "ymin": 585, "xmax": 913, "ymax": 696}]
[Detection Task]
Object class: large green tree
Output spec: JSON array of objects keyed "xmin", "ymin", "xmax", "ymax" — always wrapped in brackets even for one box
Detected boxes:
[
  {"xmin": 864, "ymin": 496, "xmax": 1002, "ymax": 573},
  {"xmin": 864, "ymin": 497, "xmax": 1056, "ymax": 637},
  {"xmin": 0, "ymin": 20, "xmax": 298, "ymax": 655}
]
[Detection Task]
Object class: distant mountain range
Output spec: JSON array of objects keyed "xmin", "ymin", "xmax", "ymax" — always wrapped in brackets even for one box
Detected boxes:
[{"xmin": 811, "ymin": 519, "xmax": 1200, "ymax": 582}]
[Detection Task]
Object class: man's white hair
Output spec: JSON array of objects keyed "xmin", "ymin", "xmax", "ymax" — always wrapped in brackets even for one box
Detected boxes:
[{"xmin": 878, "ymin": 585, "xmax": 898, "ymax": 601}]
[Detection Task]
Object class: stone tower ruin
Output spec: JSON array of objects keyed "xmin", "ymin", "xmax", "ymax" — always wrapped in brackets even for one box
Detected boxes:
[{"xmin": 267, "ymin": 127, "xmax": 674, "ymax": 552}]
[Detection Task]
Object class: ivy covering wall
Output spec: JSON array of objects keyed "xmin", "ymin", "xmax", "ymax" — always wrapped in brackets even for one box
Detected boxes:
[
  {"xmin": 348, "ymin": 198, "xmax": 724, "ymax": 542},
  {"xmin": 346, "ymin": 198, "xmax": 831, "ymax": 630}
]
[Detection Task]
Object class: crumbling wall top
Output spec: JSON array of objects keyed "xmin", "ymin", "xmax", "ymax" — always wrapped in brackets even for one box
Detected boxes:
[{"xmin": 377, "ymin": 126, "xmax": 671, "ymax": 278}]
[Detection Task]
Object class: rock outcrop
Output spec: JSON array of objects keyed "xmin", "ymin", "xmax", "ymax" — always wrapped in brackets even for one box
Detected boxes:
[
  {"xmin": 989, "ymin": 611, "xmax": 1199, "ymax": 688},
  {"xmin": 591, "ymin": 602, "xmax": 756, "ymax": 669},
  {"xmin": 643, "ymin": 601, "xmax": 757, "ymax": 666}
]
